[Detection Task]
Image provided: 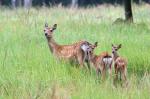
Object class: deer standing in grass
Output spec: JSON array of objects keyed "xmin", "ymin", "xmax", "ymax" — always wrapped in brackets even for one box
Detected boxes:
[
  {"xmin": 44, "ymin": 23, "xmax": 92, "ymax": 68},
  {"xmin": 85, "ymin": 42, "xmax": 113, "ymax": 80},
  {"xmin": 111, "ymin": 44, "xmax": 127, "ymax": 84}
]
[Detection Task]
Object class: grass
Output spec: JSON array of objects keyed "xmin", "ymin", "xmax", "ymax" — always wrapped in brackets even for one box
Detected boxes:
[{"xmin": 0, "ymin": 4, "xmax": 150, "ymax": 99}]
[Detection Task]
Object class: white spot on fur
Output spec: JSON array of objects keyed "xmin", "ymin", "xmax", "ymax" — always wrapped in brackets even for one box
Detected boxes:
[{"xmin": 81, "ymin": 44, "xmax": 89, "ymax": 52}]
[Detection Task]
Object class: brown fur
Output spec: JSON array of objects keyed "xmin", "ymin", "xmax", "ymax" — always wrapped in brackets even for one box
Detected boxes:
[
  {"xmin": 44, "ymin": 23, "xmax": 90, "ymax": 67},
  {"xmin": 112, "ymin": 44, "xmax": 127, "ymax": 83},
  {"xmin": 91, "ymin": 52, "xmax": 112, "ymax": 80},
  {"xmin": 86, "ymin": 43, "xmax": 113, "ymax": 79}
]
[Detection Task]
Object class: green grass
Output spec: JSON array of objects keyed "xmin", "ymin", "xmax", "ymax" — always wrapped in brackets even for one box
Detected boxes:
[{"xmin": 0, "ymin": 4, "xmax": 150, "ymax": 99}]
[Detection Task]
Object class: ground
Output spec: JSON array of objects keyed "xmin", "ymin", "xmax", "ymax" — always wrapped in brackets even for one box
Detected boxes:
[{"xmin": 0, "ymin": 4, "xmax": 150, "ymax": 99}]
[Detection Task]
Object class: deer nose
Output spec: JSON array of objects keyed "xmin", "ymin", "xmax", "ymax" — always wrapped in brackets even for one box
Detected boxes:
[{"xmin": 45, "ymin": 33, "xmax": 48, "ymax": 36}]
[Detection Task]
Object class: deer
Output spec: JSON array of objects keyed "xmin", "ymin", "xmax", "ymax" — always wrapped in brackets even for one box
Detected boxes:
[
  {"xmin": 111, "ymin": 44, "xmax": 127, "ymax": 85},
  {"xmin": 84, "ymin": 42, "xmax": 113, "ymax": 80},
  {"xmin": 44, "ymin": 23, "xmax": 92, "ymax": 69}
]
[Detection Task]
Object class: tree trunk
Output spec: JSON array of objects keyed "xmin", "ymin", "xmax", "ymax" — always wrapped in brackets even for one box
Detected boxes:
[
  {"xmin": 71, "ymin": 0, "xmax": 78, "ymax": 8},
  {"xmin": 11, "ymin": 0, "xmax": 16, "ymax": 8},
  {"xmin": 124, "ymin": 0, "xmax": 133, "ymax": 22},
  {"xmin": 24, "ymin": 0, "xmax": 32, "ymax": 9},
  {"xmin": 18, "ymin": 0, "xmax": 23, "ymax": 7},
  {"xmin": 0, "ymin": 0, "xmax": 2, "ymax": 6}
]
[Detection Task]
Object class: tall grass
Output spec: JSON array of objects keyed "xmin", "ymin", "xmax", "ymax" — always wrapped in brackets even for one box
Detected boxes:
[{"xmin": 0, "ymin": 4, "xmax": 150, "ymax": 99}]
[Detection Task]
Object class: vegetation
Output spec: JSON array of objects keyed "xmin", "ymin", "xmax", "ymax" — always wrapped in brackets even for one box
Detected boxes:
[
  {"xmin": 0, "ymin": 4, "xmax": 150, "ymax": 99},
  {"xmin": 1, "ymin": 0, "xmax": 150, "ymax": 7},
  {"xmin": 124, "ymin": 0, "xmax": 133, "ymax": 22}
]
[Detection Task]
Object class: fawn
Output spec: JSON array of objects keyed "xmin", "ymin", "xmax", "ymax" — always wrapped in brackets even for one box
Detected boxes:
[
  {"xmin": 85, "ymin": 42, "xmax": 113, "ymax": 79},
  {"xmin": 44, "ymin": 23, "xmax": 92, "ymax": 68},
  {"xmin": 112, "ymin": 44, "xmax": 127, "ymax": 83}
]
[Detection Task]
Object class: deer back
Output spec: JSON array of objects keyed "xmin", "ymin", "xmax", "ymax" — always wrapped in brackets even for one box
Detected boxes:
[
  {"xmin": 115, "ymin": 56, "xmax": 127, "ymax": 68},
  {"xmin": 53, "ymin": 40, "xmax": 87, "ymax": 59}
]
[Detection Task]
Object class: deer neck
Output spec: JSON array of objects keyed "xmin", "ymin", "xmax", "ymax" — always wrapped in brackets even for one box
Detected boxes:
[
  {"xmin": 112, "ymin": 51, "xmax": 119, "ymax": 61},
  {"xmin": 46, "ymin": 37, "xmax": 59, "ymax": 54},
  {"xmin": 90, "ymin": 54, "xmax": 98, "ymax": 64}
]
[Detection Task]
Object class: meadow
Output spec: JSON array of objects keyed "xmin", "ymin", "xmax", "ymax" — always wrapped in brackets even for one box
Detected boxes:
[{"xmin": 0, "ymin": 4, "xmax": 150, "ymax": 99}]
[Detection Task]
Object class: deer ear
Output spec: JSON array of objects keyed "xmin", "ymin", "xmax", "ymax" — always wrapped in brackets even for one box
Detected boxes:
[
  {"xmin": 45, "ymin": 23, "xmax": 48, "ymax": 27},
  {"xmin": 52, "ymin": 24, "xmax": 57, "ymax": 30},
  {"xmin": 112, "ymin": 44, "xmax": 114, "ymax": 47},
  {"xmin": 94, "ymin": 42, "xmax": 98, "ymax": 47},
  {"xmin": 118, "ymin": 44, "xmax": 122, "ymax": 48}
]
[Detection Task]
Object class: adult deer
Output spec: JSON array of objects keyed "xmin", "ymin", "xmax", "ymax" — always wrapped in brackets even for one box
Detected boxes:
[
  {"xmin": 44, "ymin": 23, "xmax": 92, "ymax": 68},
  {"xmin": 85, "ymin": 42, "xmax": 113, "ymax": 80},
  {"xmin": 112, "ymin": 44, "xmax": 127, "ymax": 84}
]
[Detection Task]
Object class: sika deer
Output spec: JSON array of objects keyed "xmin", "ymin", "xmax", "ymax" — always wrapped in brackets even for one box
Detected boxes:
[
  {"xmin": 44, "ymin": 23, "xmax": 92, "ymax": 68},
  {"xmin": 112, "ymin": 44, "xmax": 127, "ymax": 84},
  {"xmin": 85, "ymin": 42, "xmax": 113, "ymax": 80}
]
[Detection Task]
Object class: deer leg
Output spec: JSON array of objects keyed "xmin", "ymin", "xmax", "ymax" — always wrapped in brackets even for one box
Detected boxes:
[
  {"xmin": 120, "ymin": 71, "xmax": 122, "ymax": 81},
  {"xmin": 102, "ymin": 64, "xmax": 106, "ymax": 81},
  {"xmin": 120, "ymin": 66, "xmax": 128, "ymax": 87},
  {"xmin": 108, "ymin": 64, "xmax": 112, "ymax": 80},
  {"xmin": 77, "ymin": 55, "xmax": 84, "ymax": 69},
  {"xmin": 122, "ymin": 66, "xmax": 127, "ymax": 81},
  {"xmin": 123, "ymin": 67, "xmax": 128, "ymax": 87},
  {"xmin": 95, "ymin": 68, "xmax": 101, "ymax": 83},
  {"xmin": 86, "ymin": 60, "xmax": 91, "ymax": 73},
  {"xmin": 114, "ymin": 64, "xmax": 118, "ymax": 80},
  {"xmin": 96, "ymin": 68, "xmax": 101, "ymax": 78},
  {"xmin": 113, "ymin": 69, "xmax": 118, "ymax": 86},
  {"xmin": 113, "ymin": 63, "xmax": 118, "ymax": 86}
]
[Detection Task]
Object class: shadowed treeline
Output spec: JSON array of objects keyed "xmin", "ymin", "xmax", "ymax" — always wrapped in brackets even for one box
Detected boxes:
[{"xmin": 0, "ymin": 0, "xmax": 150, "ymax": 7}]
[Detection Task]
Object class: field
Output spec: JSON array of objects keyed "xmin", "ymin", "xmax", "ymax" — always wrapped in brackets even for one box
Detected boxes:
[{"xmin": 0, "ymin": 4, "xmax": 150, "ymax": 99}]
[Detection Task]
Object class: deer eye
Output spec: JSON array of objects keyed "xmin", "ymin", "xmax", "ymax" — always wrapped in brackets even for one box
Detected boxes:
[{"xmin": 50, "ymin": 29, "xmax": 53, "ymax": 32}]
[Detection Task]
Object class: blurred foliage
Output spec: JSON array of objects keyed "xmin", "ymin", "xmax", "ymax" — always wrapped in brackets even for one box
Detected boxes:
[{"xmin": 0, "ymin": 0, "xmax": 150, "ymax": 7}]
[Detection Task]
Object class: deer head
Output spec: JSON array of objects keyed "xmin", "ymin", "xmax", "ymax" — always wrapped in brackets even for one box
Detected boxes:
[
  {"xmin": 44, "ymin": 23, "xmax": 57, "ymax": 38},
  {"xmin": 112, "ymin": 44, "xmax": 122, "ymax": 54},
  {"xmin": 81, "ymin": 42, "xmax": 98, "ymax": 62},
  {"xmin": 81, "ymin": 42, "xmax": 97, "ymax": 54},
  {"xmin": 88, "ymin": 42, "xmax": 98, "ymax": 54}
]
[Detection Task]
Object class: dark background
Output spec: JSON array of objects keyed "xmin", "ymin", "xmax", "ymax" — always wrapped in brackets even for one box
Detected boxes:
[{"xmin": 0, "ymin": 0, "xmax": 150, "ymax": 7}]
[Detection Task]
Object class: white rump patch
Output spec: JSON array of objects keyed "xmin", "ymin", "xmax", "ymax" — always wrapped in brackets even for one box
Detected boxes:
[{"xmin": 103, "ymin": 57, "xmax": 112, "ymax": 66}]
